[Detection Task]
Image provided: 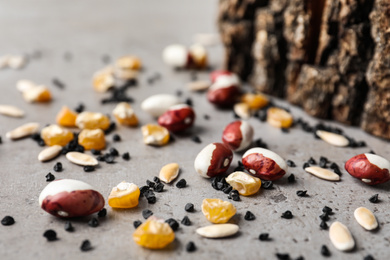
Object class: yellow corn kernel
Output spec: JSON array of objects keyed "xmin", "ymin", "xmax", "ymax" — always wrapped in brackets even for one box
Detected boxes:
[
  {"xmin": 22, "ymin": 85, "xmax": 52, "ymax": 103},
  {"xmin": 108, "ymin": 181, "xmax": 140, "ymax": 209},
  {"xmin": 267, "ymin": 107, "xmax": 293, "ymax": 128},
  {"xmin": 201, "ymin": 198, "xmax": 236, "ymax": 224},
  {"xmin": 41, "ymin": 124, "xmax": 74, "ymax": 146},
  {"xmin": 141, "ymin": 124, "xmax": 170, "ymax": 146},
  {"xmin": 133, "ymin": 217, "xmax": 175, "ymax": 249},
  {"xmin": 112, "ymin": 102, "xmax": 138, "ymax": 126},
  {"xmin": 92, "ymin": 67, "xmax": 115, "ymax": 93},
  {"xmin": 78, "ymin": 129, "xmax": 106, "ymax": 150},
  {"xmin": 241, "ymin": 93, "xmax": 268, "ymax": 110},
  {"xmin": 225, "ymin": 171, "xmax": 261, "ymax": 196},
  {"xmin": 116, "ymin": 55, "xmax": 142, "ymax": 70},
  {"xmin": 56, "ymin": 106, "xmax": 77, "ymax": 127},
  {"xmin": 75, "ymin": 111, "xmax": 110, "ymax": 130}
]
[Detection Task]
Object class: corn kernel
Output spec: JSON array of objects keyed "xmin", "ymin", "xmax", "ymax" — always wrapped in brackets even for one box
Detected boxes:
[
  {"xmin": 75, "ymin": 112, "xmax": 110, "ymax": 130},
  {"xmin": 241, "ymin": 93, "xmax": 268, "ymax": 110},
  {"xmin": 23, "ymin": 85, "xmax": 51, "ymax": 103},
  {"xmin": 116, "ymin": 55, "xmax": 142, "ymax": 70},
  {"xmin": 133, "ymin": 216, "xmax": 175, "ymax": 249},
  {"xmin": 267, "ymin": 107, "xmax": 293, "ymax": 128},
  {"xmin": 92, "ymin": 67, "xmax": 115, "ymax": 93},
  {"xmin": 41, "ymin": 124, "xmax": 74, "ymax": 146},
  {"xmin": 201, "ymin": 198, "xmax": 236, "ymax": 224},
  {"xmin": 112, "ymin": 102, "xmax": 138, "ymax": 126},
  {"xmin": 78, "ymin": 129, "xmax": 106, "ymax": 150},
  {"xmin": 225, "ymin": 171, "xmax": 261, "ymax": 196},
  {"xmin": 56, "ymin": 106, "xmax": 77, "ymax": 127},
  {"xmin": 108, "ymin": 181, "xmax": 140, "ymax": 209},
  {"xmin": 141, "ymin": 124, "xmax": 170, "ymax": 146}
]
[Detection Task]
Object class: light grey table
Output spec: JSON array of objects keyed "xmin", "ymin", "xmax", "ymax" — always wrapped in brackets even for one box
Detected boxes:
[{"xmin": 0, "ymin": 1, "xmax": 389, "ymax": 259}]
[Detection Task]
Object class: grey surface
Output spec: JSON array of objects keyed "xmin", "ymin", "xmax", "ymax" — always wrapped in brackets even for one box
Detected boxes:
[{"xmin": 0, "ymin": 1, "xmax": 389, "ymax": 260}]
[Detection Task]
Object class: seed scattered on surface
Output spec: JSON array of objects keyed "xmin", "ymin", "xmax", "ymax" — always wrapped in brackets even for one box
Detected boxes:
[
  {"xmin": 267, "ymin": 107, "xmax": 293, "ymax": 128},
  {"xmin": 275, "ymin": 253, "xmax": 290, "ymax": 260},
  {"xmin": 45, "ymin": 172, "xmax": 55, "ymax": 182},
  {"xmin": 288, "ymin": 174, "xmax": 295, "ymax": 183},
  {"xmin": 316, "ymin": 130, "xmax": 349, "ymax": 147},
  {"xmin": 233, "ymin": 102, "xmax": 251, "ymax": 119},
  {"xmin": 53, "ymin": 162, "xmax": 62, "ymax": 172},
  {"xmin": 364, "ymin": 255, "xmax": 375, "ymax": 260},
  {"xmin": 165, "ymin": 218, "xmax": 179, "ymax": 231},
  {"xmin": 38, "ymin": 145, "xmax": 62, "ymax": 162},
  {"xmin": 191, "ymin": 136, "xmax": 202, "ymax": 143},
  {"xmin": 64, "ymin": 221, "xmax": 74, "ymax": 232},
  {"xmin": 112, "ymin": 134, "xmax": 121, "ymax": 142},
  {"xmin": 308, "ymin": 157, "xmax": 316, "ymax": 164},
  {"xmin": 322, "ymin": 206, "xmax": 333, "ymax": 214},
  {"xmin": 281, "ymin": 210, "xmax": 293, "ymax": 219},
  {"xmin": 66, "ymin": 152, "xmax": 99, "ymax": 166},
  {"xmin": 244, "ymin": 211, "xmax": 255, "ymax": 221},
  {"xmin": 286, "ymin": 160, "xmax": 296, "ymax": 167},
  {"xmin": 122, "ymin": 152, "xmax": 130, "ymax": 160},
  {"xmin": 354, "ymin": 207, "xmax": 378, "ymax": 230},
  {"xmin": 176, "ymin": 179, "xmax": 187, "ymax": 188},
  {"xmin": 133, "ymin": 220, "xmax": 142, "ymax": 229},
  {"xmin": 329, "ymin": 221, "xmax": 355, "ymax": 251},
  {"xmin": 6, "ymin": 122, "xmax": 40, "ymax": 140},
  {"xmin": 320, "ymin": 221, "xmax": 328, "ymax": 230},
  {"xmin": 225, "ymin": 171, "xmax": 261, "ymax": 196},
  {"xmin": 154, "ymin": 183, "xmax": 164, "ymax": 192},
  {"xmin": 142, "ymin": 209, "xmax": 153, "ymax": 219},
  {"xmin": 187, "ymin": 80, "xmax": 210, "ymax": 92},
  {"xmin": 97, "ymin": 208, "xmax": 107, "ymax": 218},
  {"xmin": 305, "ymin": 166, "xmax": 340, "ymax": 181},
  {"xmin": 229, "ymin": 190, "xmax": 240, "ymax": 201},
  {"xmin": 259, "ymin": 233, "xmax": 269, "ymax": 241},
  {"xmin": 141, "ymin": 124, "xmax": 170, "ymax": 146},
  {"xmin": 185, "ymin": 203, "xmax": 194, "ymax": 212},
  {"xmin": 83, "ymin": 166, "xmax": 95, "ymax": 172},
  {"xmin": 369, "ymin": 194, "xmax": 379, "ymax": 203},
  {"xmin": 80, "ymin": 240, "xmax": 92, "ymax": 252},
  {"xmin": 196, "ymin": 224, "xmax": 239, "ymax": 238},
  {"xmin": 186, "ymin": 241, "xmax": 196, "ymax": 252},
  {"xmin": 1, "ymin": 216, "xmax": 15, "ymax": 226},
  {"xmin": 0, "ymin": 105, "xmax": 25, "ymax": 118},
  {"xmin": 319, "ymin": 213, "xmax": 329, "ymax": 221},
  {"xmin": 159, "ymin": 163, "xmax": 180, "ymax": 183},
  {"xmin": 303, "ymin": 162, "xmax": 310, "ymax": 169},
  {"xmin": 321, "ymin": 245, "xmax": 331, "ymax": 256},
  {"xmin": 296, "ymin": 190, "xmax": 307, "ymax": 197},
  {"xmin": 43, "ymin": 229, "xmax": 57, "ymax": 241},
  {"xmin": 181, "ymin": 216, "xmax": 191, "ymax": 226},
  {"xmin": 88, "ymin": 218, "xmax": 99, "ymax": 227},
  {"xmin": 262, "ymin": 180, "xmax": 273, "ymax": 189}
]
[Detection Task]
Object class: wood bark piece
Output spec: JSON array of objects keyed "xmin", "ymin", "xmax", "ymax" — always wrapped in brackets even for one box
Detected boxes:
[{"xmin": 218, "ymin": 0, "xmax": 268, "ymax": 22}]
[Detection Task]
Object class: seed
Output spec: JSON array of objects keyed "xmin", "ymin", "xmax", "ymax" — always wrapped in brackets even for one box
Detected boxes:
[
  {"xmin": 186, "ymin": 241, "xmax": 196, "ymax": 252},
  {"xmin": 141, "ymin": 124, "xmax": 170, "ymax": 146},
  {"xmin": 80, "ymin": 240, "xmax": 92, "ymax": 251},
  {"xmin": 112, "ymin": 134, "xmax": 121, "ymax": 142},
  {"xmin": 176, "ymin": 179, "xmax": 187, "ymax": 188},
  {"xmin": 262, "ymin": 180, "xmax": 273, "ymax": 189},
  {"xmin": 38, "ymin": 145, "xmax": 62, "ymax": 162},
  {"xmin": 22, "ymin": 85, "xmax": 52, "ymax": 103},
  {"xmin": 185, "ymin": 203, "xmax": 194, "ymax": 212},
  {"xmin": 233, "ymin": 102, "xmax": 251, "ymax": 119},
  {"xmin": 43, "ymin": 229, "xmax": 57, "ymax": 241},
  {"xmin": 267, "ymin": 107, "xmax": 293, "ymax": 128},
  {"xmin": 320, "ymin": 221, "xmax": 328, "ymax": 230},
  {"xmin": 364, "ymin": 255, "xmax": 375, "ymax": 260},
  {"xmin": 308, "ymin": 157, "xmax": 316, "ymax": 164},
  {"xmin": 92, "ymin": 67, "xmax": 115, "ymax": 93},
  {"xmin": 275, "ymin": 253, "xmax": 290, "ymax": 260},
  {"xmin": 158, "ymin": 104, "xmax": 196, "ymax": 133},
  {"xmin": 296, "ymin": 190, "xmax": 307, "ymax": 197},
  {"xmin": 88, "ymin": 217, "xmax": 99, "ymax": 227},
  {"xmin": 369, "ymin": 194, "xmax": 379, "ymax": 203},
  {"xmin": 8, "ymin": 55, "xmax": 27, "ymax": 69},
  {"xmin": 225, "ymin": 171, "xmax": 261, "ymax": 196},
  {"xmin": 112, "ymin": 102, "xmax": 138, "ymax": 126},
  {"xmin": 53, "ymin": 162, "xmax": 62, "ymax": 172},
  {"xmin": 287, "ymin": 174, "xmax": 295, "ymax": 183},
  {"xmin": 329, "ymin": 221, "xmax": 355, "ymax": 251},
  {"xmin": 321, "ymin": 245, "xmax": 331, "ymax": 256},
  {"xmin": 196, "ymin": 224, "xmax": 239, "ymax": 238},
  {"xmin": 165, "ymin": 218, "xmax": 179, "ymax": 231},
  {"xmin": 66, "ymin": 152, "xmax": 98, "ymax": 166},
  {"xmin": 287, "ymin": 160, "xmax": 296, "ymax": 167},
  {"xmin": 187, "ymin": 80, "xmax": 210, "ymax": 92},
  {"xmin": 191, "ymin": 136, "xmax": 202, "ymax": 143},
  {"xmin": 281, "ymin": 210, "xmax": 293, "ymax": 219},
  {"xmin": 153, "ymin": 183, "xmax": 164, "ymax": 192},
  {"xmin": 259, "ymin": 233, "xmax": 269, "ymax": 241},
  {"xmin": 316, "ymin": 130, "xmax": 349, "ymax": 147},
  {"xmin": 133, "ymin": 220, "xmax": 142, "ymax": 228},
  {"xmin": 141, "ymin": 94, "xmax": 180, "ymax": 117},
  {"xmin": 6, "ymin": 122, "xmax": 40, "ymax": 140},
  {"xmin": 76, "ymin": 112, "xmax": 110, "ymax": 130},
  {"xmin": 159, "ymin": 163, "xmax": 180, "ymax": 183},
  {"xmin": 305, "ymin": 166, "xmax": 340, "ymax": 181},
  {"xmin": 122, "ymin": 152, "xmax": 130, "ymax": 160},
  {"xmin": 142, "ymin": 209, "xmax": 153, "ymax": 219},
  {"xmin": 97, "ymin": 208, "xmax": 107, "ymax": 217},
  {"xmin": 244, "ymin": 211, "xmax": 256, "ymax": 221},
  {"xmin": 319, "ymin": 213, "xmax": 329, "ymax": 221},
  {"xmin": 64, "ymin": 221, "xmax": 74, "ymax": 232},
  {"xmin": 133, "ymin": 217, "xmax": 175, "ymax": 249},
  {"xmin": 1, "ymin": 216, "xmax": 15, "ymax": 226},
  {"xmin": 354, "ymin": 207, "xmax": 378, "ymax": 230},
  {"xmin": 162, "ymin": 44, "xmax": 189, "ymax": 68},
  {"xmin": 45, "ymin": 172, "xmax": 55, "ymax": 182},
  {"xmin": 322, "ymin": 206, "xmax": 333, "ymax": 214},
  {"xmin": 181, "ymin": 216, "xmax": 191, "ymax": 226},
  {"xmin": 0, "ymin": 105, "xmax": 25, "ymax": 118},
  {"xmin": 229, "ymin": 190, "xmax": 240, "ymax": 201},
  {"xmin": 84, "ymin": 166, "xmax": 95, "ymax": 172}
]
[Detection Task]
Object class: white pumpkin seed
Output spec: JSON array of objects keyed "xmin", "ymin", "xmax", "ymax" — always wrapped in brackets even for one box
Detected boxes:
[
  {"xmin": 316, "ymin": 130, "xmax": 349, "ymax": 147},
  {"xmin": 196, "ymin": 224, "xmax": 239, "ymax": 238},
  {"xmin": 305, "ymin": 166, "xmax": 340, "ymax": 181},
  {"xmin": 16, "ymin": 79, "xmax": 36, "ymax": 92},
  {"xmin": 187, "ymin": 80, "xmax": 210, "ymax": 92},
  {"xmin": 8, "ymin": 55, "xmax": 27, "ymax": 69},
  {"xmin": 141, "ymin": 94, "xmax": 180, "ymax": 118},
  {"xmin": 329, "ymin": 221, "xmax": 355, "ymax": 251},
  {"xmin": 66, "ymin": 152, "xmax": 98, "ymax": 166},
  {"xmin": 38, "ymin": 145, "xmax": 63, "ymax": 162},
  {"xmin": 0, "ymin": 105, "xmax": 25, "ymax": 118},
  {"xmin": 234, "ymin": 102, "xmax": 251, "ymax": 119},
  {"xmin": 159, "ymin": 163, "xmax": 180, "ymax": 183},
  {"xmin": 0, "ymin": 55, "xmax": 9, "ymax": 69},
  {"xmin": 354, "ymin": 207, "xmax": 378, "ymax": 231},
  {"xmin": 6, "ymin": 122, "xmax": 40, "ymax": 140}
]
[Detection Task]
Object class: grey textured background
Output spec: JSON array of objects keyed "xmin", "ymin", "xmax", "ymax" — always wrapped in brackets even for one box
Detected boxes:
[{"xmin": 0, "ymin": 1, "xmax": 389, "ymax": 259}]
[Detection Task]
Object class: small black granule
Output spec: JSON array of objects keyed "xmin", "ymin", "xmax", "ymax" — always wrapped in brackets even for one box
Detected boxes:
[
  {"xmin": 186, "ymin": 241, "xmax": 196, "ymax": 252},
  {"xmin": 276, "ymin": 253, "xmax": 290, "ymax": 260},
  {"xmin": 319, "ymin": 213, "xmax": 329, "ymax": 221},
  {"xmin": 74, "ymin": 103, "xmax": 85, "ymax": 113},
  {"xmin": 321, "ymin": 245, "xmax": 331, "ymax": 257},
  {"xmin": 75, "ymin": 145, "xmax": 85, "ymax": 153},
  {"xmin": 308, "ymin": 157, "xmax": 316, "ymax": 164},
  {"xmin": 262, "ymin": 181, "xmax": 273, "ymax": 189},
  {"xmin": 153, "ymin": 176, "xmax": 160, "ymax": 183},
  {"xmin": 64, "ymin": 221, "xmax": 74, "ymax": 232},
  {"xmin": 146, "ymin": 195, "xmax": 156, "ymax": 204},
  {"xmin": 88, "ymin": 218, "xmax": 99, "ymax": 228},
  {"xmin": 176, "ymin": 179, "xmax": 187, "ymax": 188},
  {"xmin": 84, "ymin": 166, "xmax": 95, "ymax": 172},
  {"xmin": 333, "ymin": 168, "xmax": 341, "ymax": 175},
  {"xmin": 281, "ymin": 127, "xmax": 289, "ymax": 133},
  {"xmin": 368, "ymin": 150, "xmax": 376, "ymax": 154},
  {"xmin": 181, "ymin": 216, "xmax": 191, "ymax": 226},
  {"xmin": 97, "ymin": 208, "xmax": 107, "ymax": 218},
  {"xmin": 216, "ymin": 182, "xmax": 224, "ymax": 190},
  {"xmin": 364, "ymin": 254, "xmax": 375, "ymax": 260},
  {"xmin": 146, "ymin": 180, "xmax": 155, "ymax": 188},
  {"xmin": 0, "ymin": 136, "xmax": 2, "ymax": 144},
  {"xmin": 80, "ymin": 240, "xmax": 92, "ymax": 252},
  {"xmin": 204, "ymin": 114, "xmax": 210, "ymax": 120},
  {"xmin": 303, "ymin": 162, "xmax": 310, "ymax": 169},
  {"xmin": 104, "ymin": 122, "xmax": 117, "ymax": 135},
  {"xmin": 185, "ymin": 203, "xmax": 194, "ymax": 212},
  {"xmin": 52, "ymin": 78, "xmax": 65, "ymax": 89},
  {"xmin": 254, "ymin": 138, "xmax": 268, "ymax": 148},
  {"xmin": 288, "ymin": 174, "xmax": 296, "ymax": 183},
  {"xmin": 38, "ymin": 139, "xmax": 45, "ymax": 146},
  {"xmin": 191, "ymin": 136, "xmax": 202, "ymax": 143},
  {"xmin": 53, "ymin": 162, "xmax": 62, "ymax": 172},
  {"xmin": 229, "ymin": 190, "xmax": 240, "ymax": 201},
  {"xmin": 320, "ymin": 221, "xmax": 328, "ymax": 230},
  {"xmin": 244, "ymin": 211, "xmax": 256, "ymax": 221},
  {"xmin": 43, "ymin": 230, "xmax": 57, "ymax": 241},
  {"xmin": 45, "ymin": 172, "xmax": 55, "ymax": 182},
  {"xmin": 369, "ymin": 194, "xmax": 379, "ymax": 203},
  {"xmin": 142, "ymin": 209, "xmax": 153, "ymax": 219},
  {"xmin": 185, "ymin": 98, "xmax": 193, "ymax": 107},
  {"xmin": 1, "ymin": 216, "xmax": 15, "ymax": 226},
  {"xmin": 357, "ymin": 141, "xmax": 366, "ymax": 147},
  {"xmin": 258, "ymin": 110, "xmax": 267, "ymax": 122},
  {"xmin": 112, "ymin": 134, "xmax": 121, "ymax": 142},
  {"xmin": 133, "ymin": 220, "xmax": 142, "ymax": 229},
  {"xmin": 91, "ymin": 149, "xmax": 101, "ymax": 155},
  {"xmin": 211, "ymin": 177, "xmax": 220, "ymax": 190},
  {"xmin": 296, "ymin": 190, "xmax": 307, "ymax": 197},
  {"xmin": 296, "ymin": 256, "xmax": 305, "ymax": 260},
  {"xmin": 222, "ymin": 186, "xmax": 233, "ymax": 194},
  {"xmin": 287, "ymin": 160, "xmax": 296, "ymax": 167},
  {"xmin": 259, "ymin": 233, "xmax": 269, "ymax": 241},
  {"xmin": 105, "ymin": 155, "xmax": 115, "ymax": 164},
  {"xmin": 281, "ymin": 210, "xmax": 293, "ymax": 219},
  {"xmin": 319, "ymin": 156, "xmax": 328, "ymax": 168},
  {"xmin": 109, "ymin": 147, "xmax": 119, "ymax": 156},
  {"xmin": 329, "ymin": 162, "xmax": 339, "ymax": 170},
  {"xmin": 322, "ymin": 206, "xmax": 333, "ymax": 214},
  {"xmin": 122, "ymin": 152, "xmax": 130, "ymax": 161},
  {"xmin": 96, "ymin": 155, "xmax": 105, "ymax": 161},
  {"xmin": 139, "ymin": 186, "xmax": 150, "ymax": 196},
  {"xmin": 165, "ymin": 218, "xmax": 179, "ymax": 231},
  {"xmin": 154, "ymin": 183, "xmax": 164, "ymax": 193}
]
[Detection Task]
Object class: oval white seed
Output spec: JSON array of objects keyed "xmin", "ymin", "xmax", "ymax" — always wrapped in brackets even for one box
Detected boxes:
[
  {"xmin": 8, "ymin": 55, "xmax": 27, "ymax": 69},
  {"xmin": 316, "ymin": 130, "xmax": 349, "ymax": 147},
  {"xmin": 196, "ymin": 224, "xmax": 239, "ymax": 238},
  {"xmin": 233, "ymin": 103, "xmax": 251, "ymax": 119},
  {"xmin": 6, "ymin": 122, "xmax": 40, "ymax": 140},
  {"xmin": 66, "ymin": 152, "xmax": 98, "ymax": 166},
  {"xmin": 162, "ymin": 44, "xmax": 188, "ymax": 68},
  {"xmin": 187, "ymin": 80, "xmax": 210, "ymax": 92},
  {"xmin": 141, "ymin": 94, "xmax": 180, "ymax": 117},
  {"xmin": 329, "ymin": 221, "xmax": 355, "ymax": 251},
  {"xmin": 305, "ymin": 166, "xmax": 340, "ymax": 181},
  {"xmin": 0, "ymin": 105, "xmax": 25, "ymax": 117},
  {"xmin": 38, "ymin": 145, "xmax": 63, "ymax": 162},
  {"xmin": 354, "ymin": 207, "xmax": 378, "ymax": 231},
  {"xmin": 16, "ymin": 79, "xmax": 36, "ymax": 92},
  {"xmin": 159, "ymin": 163, "xmax": 180, "ymax": 183}
]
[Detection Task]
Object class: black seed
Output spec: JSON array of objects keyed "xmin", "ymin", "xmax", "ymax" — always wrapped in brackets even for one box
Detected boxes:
[
  {"xmin": 303, "ymin": 162, "xmax": 310, "ymax": 169},
  {"xmin": 281, "ymin": 210, "xmax": 293, "ymax": 219},
  {"xmin": 181, "ymin": 216, "xmax": 191, "ymax": 226},
  {"xmin": 144, "ymin": 190, "xmax": 155, "ymax": 198},
  {"xmin": 112, "ymin": 134, "xmax": 121, "ymax": 142},
  {"xmin": 185, "ymin": 203, "xmax": 194, "ymax": 212},
  {"xmin": 319, "ymin": 213, "xmax": 329, "ymax": 221},
  {"xmin": 80, "ymin": 240, "xmax": 92, "ymax": 252},
  {"xmin": 84, "ymin": 166, "xmax": 95, "ymax": 172},
  {"xmin": 153, "ymin": 176, "xmax": 160, "ymax": 183},
  {"xmin": 369, "ymin": 194, "xmax": 379, "ymax": 203},
  {"xmin": 185, "ymin": 98, "xmax": 193, "ymax": 107},
  {"xmin": 105, "ymin": 155, "xmax": 115, "ymax": 164},
  {"xmin": 320, "ymin": 221, "xmax": 328, "ymax": 230},
  {"xmin": 364, "ymin": 255, "xmax": 375, "ymax": 260},
  {"xmin": 276, "ymin": 253, "xmax": 290, "ymax": 260},
  {"xmin": 88, "ymin": 218, "xmax": 99, "ymax": 227},
  {"xmin": 262, "ymin": 181, "xmax": 273, "ymax": 189},
  {"xmin": 203, "ymin": 114, "xmax": 210, "ymax": 120},
  {"xmin": 45, "ymin": 172, "xmax": 55, "ymax": 182},
  {"xmin": 75, "ymin": 145, "xmax": 85, "ymax": 153},
  {"xmin": 91, "ymin": 149, "xmax": 101, "ymax": 155},
  {"xmin": 191, "ymin": 136, "xmax": 201, "ymax": 143},
  {"xmin": 109, "ymin": 147, "xmax": 119, "ymax": 156},
  {"xmin": 64, "ymin": 221, "xmax": 74, "ymax": 232},
  {"xmin": 140, "ymin": 186, "xmax": 150, "ymax": 195},
  {"xmin": 308, "ymin": 157, "xmax": 316, "ymax": 164},
  {"xmin": 296, "ymin": 190, "xmax": 307, "ymax": 197},
  {"xmin": 258, "ymin": 233, "xmax": 269, "ymax": 241},
  {"xmin": 104, "ymin": 122, "xmax": 117, "ymax": 135},
  {"xmin": 258, "ymin": 110, "xmax": 267, "ymax": 122},
  {"xmin": 319, "ymin": 160, "xmax": 327, "ymax": 168},
  {"xmin": 74, "ymin": 103, "xmax": 85, "ymax": 113},
  {"xmin": 154, "ymin": 183, "xmax": 164, "ymax": 192},
  {"xmin": 286, "ymin": 160, "xmax": 296, "ymax": 167},
  {"xmin": 322, "ymin": 206, "xmax": 333, "ymax": 214},
  {"xmin": 329, "ymin": 162, "xmax": 339, "ymax": 170},
  {"xmin": 96, "ymin": 155, "xmax": 105, "ymax": 161},
  {"xmin": 333, "ymin": 167, "xmax": 341, "ymax": 175},
  {"xmin": 52, "ymin": 78, "xmax": 65, "ymax": 89},
  {"xmin": 216, "ymin": 182, "xmax": 224, "ymax": 190},
  {"xmin": 296, "ymin": 256, "xmax": 305, "ymax": 260},
  {"xmin": 122, "ymin": 152, "xmax": 130, "ymax": 160},
  {"xmin": 229, "ymin": 190, "xmax": 240, "ymax": 201},
  {"xmin": 287, "ymin": 174, "xmax": 296, "ymax": 183},
  {"xmin": 222, "ymin": 185, "xmax": 233, "ymax": 194},
  {"xmin": 244, "ymin": 211, "xmax": 256, "ymax": 221},
  {"xmin": 53, "ymin": 162, "xmax": 62, "ymax": 172},
  {"xmin": 146, "ymin": 180, "xmax": 155, "ymax": 188},
  {"xmin": 321, "ymin": 245, "xmax": 331, "ymax": 256},
  {"xmin": 38, "ymin": 139, "xmax": 45, "ymax": 146},
  {"xmin": 368, "ymin": 150, "xmax": 375, "ymax": 154},
  {"xmin": 176, "ymin": 179, "xmax": 187, "ymax": 188},
  {"xmin": 165, "ymin": 218, "xmax": 179, "ymax": 231},
  {"xmin": 254, "ymin": 138, "xmax": 268, "ymax": 148},
  {"xmin": 97, "ymin": 208, "xmax": 107, "ymax": 218},
  {"xmin": 43, "ymin": 229, "xmax": 57, "ymax": 241},
  {"xmin": 1, "ymin": 216, "xmax": 15, "ymax": 226},
  {"xmin": 281, "ymin": 127, "xmax": 289, "ymax": 133},
  {"xmin": 133, "ymin": 220, "xmax": 142, "ymax": 229},
  {"xmin": 147, "ymin": 196, "xmax": 156, "ymax": 204},
  {"xmin": 142, "ymin": 209, "xmax": 153, "ymax": 219},
  {"xmin": 186, "ymin": 241, "xmax": 196, "ymax": 252},
  {"xmin": 0, "ymin": 136, "xmax": 2, "ymax": 144}
]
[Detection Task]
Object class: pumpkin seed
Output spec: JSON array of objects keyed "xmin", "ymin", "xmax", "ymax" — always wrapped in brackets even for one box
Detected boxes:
[
  {"xmin": 8, "ymin": 55, "xmax": 27, "ymax": 69},
  {"xmin": 187, "ymin": 80, "xmax": 210, "ymax": 92},
  {"xmin": 6, "ymin": 122, "xmax": 40, "ymax": 140},
  {"xmin": 196, "ymin": 224, "xmax": 239, "ymax": 238},
  {"xmin": 66, "ymin": 152, "xmax": 98, "ymax": 166},
  {"xmin": 0, "ymin": 105, "xmax": 25, "ymax": 118},
  {"xmin": 354, "ymin": 207, "xmax": 378, "ymax": 231},
  {"xmin": 329, "ymin": 221, "xmax": 355, "ymax": 251},
  {"xmin": 159, "ymin": 163, "xmax": 180, "ymax": 183},
  {"xmin": 305, "ymin": 166, "xmax": 340, "ymax": 181},
  {"xmin": 16, "ymin": 79, "xmax": 36, "ymax": 92},
  {"xmin": 316, "ymin": 130, "xmax": 349, "ymax": 147},
  {"xmin": 38, "ymin": 145, "xmax": 63, "ymax": 162}
]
